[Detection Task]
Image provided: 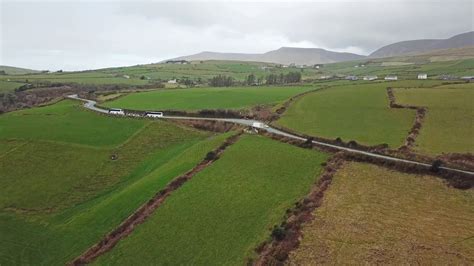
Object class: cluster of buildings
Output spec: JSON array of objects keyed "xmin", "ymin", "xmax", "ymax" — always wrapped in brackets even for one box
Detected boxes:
[{"xmin": 343, "ymin": 73, "xmax": 430, "ymax": 81}]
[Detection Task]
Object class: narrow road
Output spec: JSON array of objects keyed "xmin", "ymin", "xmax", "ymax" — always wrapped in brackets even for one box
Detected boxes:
[{"xmin": 67, "ymin": 94, "xmax": 474, "ymax": 176}]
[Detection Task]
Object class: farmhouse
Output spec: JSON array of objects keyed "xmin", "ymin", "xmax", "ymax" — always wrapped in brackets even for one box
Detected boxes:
[
  {"xmin": 363, "ymin": 75, "xmax": 378, "ymax": 81},
  {"xmin": 145, "ymin": 111, "xmax": 164, "ymax": 118},
  {"xmin": 109, "ymin": 108, "xmax": 125, "ymax": 115},
  {"xmin": 385, "ymin": 75, "xmax": 398, "ymax": 81},
  {"xmin": 313, "ymin": 64, "xmax": 323, "ymax": 69},
  {"xmin": 123, "ymin": 75, "xmax": 130, "ymax": 79},
  {"xmin": 345, "ymin": 75, "xmax": 358, "ymax": 81},
  {"xmin": 418, "ymin": 73, "xmax": 428, "ymax": 79},
  {"xmin": 167, "ymin": 79, "xmax": 177, "ymax": 84}
]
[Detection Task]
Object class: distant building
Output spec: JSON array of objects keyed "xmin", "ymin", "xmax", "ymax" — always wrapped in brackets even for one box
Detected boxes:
[
  {"xmin": 167, "ymin": 79, "xmax": 177, "ymax": 84},
  {"xmin": 385, "ymin": 75, "xmax": 398, "ymax": 81},
  {"xmin": 345, "ymin": 75, "xmax": 358, "ymax": 81},
  {"xmin": 165, "ymin": 60, "xmax": 189, "ymax": 64},
  {"xmin": 417, "ymin": 73, "xmax": 428, "ymax": 79},
  {"xmin": 123, "ymin": 75, "xmax": 130, "ymax": 79},
  {"xmin": 460, "ymin": 76, "xmax": 474, "ymax": 82},
  {"xmin": 363, "ymin": 75, "xmax": 378, "ymax": 81},
  {"xmin": 109, "ymin": 108, "xmax": 125, "ymax": 115},
  {"xmin": 313, "ymin": 64, "xmax": 323, "ymax": 69}
]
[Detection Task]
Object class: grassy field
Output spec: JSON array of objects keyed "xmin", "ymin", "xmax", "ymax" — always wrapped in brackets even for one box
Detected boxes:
[
  {"xmin": 95, "ymin": 135, "xmax": 329, "ymax": 265},
  {"xmin": 289, "ymin": 162, "xmax": 474, "ymax": 264},
  {"xmin": 0, "ymin": 80, "xmax": 25, "ymax": 92},
  {"xmin": 394, "ymin": 83, "xmax": 474, "ymax": 155},
  {"xmin": 0, "ymin": 100, "xmax": 146, "ymax": 147},
  {"xmin": 103, "ymin": 86, "xmax": 315, "ymax": 111},
  {"xmin": 275, "ymin": 81, "xmax": 429, "ymax": 147},
  {"xmin": 0, "ymin": 98, "xmax": 235, "ymax": 264}
]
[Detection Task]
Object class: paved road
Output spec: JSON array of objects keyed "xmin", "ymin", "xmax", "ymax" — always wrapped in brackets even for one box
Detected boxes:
[{"xmin": 67, "ymin": 94, "xmax": 474, "ymax": 176}]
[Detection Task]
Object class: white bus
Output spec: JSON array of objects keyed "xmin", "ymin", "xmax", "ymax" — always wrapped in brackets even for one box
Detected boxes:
[
  {"xmin": 145, "ymin": 111, "xmax": 164, "ymax": 118},
  {"xmin": 109, "ymin": 108, "xmax": 125, "ymax": 115}
]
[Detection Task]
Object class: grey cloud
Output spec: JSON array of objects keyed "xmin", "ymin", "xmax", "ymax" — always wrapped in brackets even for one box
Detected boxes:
[{"xmin": 1, "ymin": 0, "xmax": 472, "ymax": 70}]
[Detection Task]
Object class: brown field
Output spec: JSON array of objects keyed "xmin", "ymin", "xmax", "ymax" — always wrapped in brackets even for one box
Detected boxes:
[{"xmin": 288, "ymin": 162, "xmax": 474, "ymax": 265}]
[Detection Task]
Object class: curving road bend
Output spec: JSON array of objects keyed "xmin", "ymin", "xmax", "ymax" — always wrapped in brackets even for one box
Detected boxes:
[{"xmin": 67, "ymin": 94, "xmax": 474, "ymax": 176}]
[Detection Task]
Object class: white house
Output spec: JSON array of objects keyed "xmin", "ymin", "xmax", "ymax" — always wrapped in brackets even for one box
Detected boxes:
[
  {"xmin": 418, "ymin": 73, "xmax": 427, "ymax": 79},
  {"xmin": 363, "ymin": 75, "xmax": 378, "ymax": 81},
  {"xmin": 123, "ymin": 75, "xmax": 130, "ymax": 79},
  {"xmin": 145, "ymin": 111, "xmax": 164, "ymax": 118},
  {"xmin": 345, "ymin": 75, "xmax": 358, "ymax": 81},
  {"xmin": 167, "ymin": 79, "xmax": 177, "ymax": 84},
  {"xmin": 109, "ymin": 108, "xmax": 125, "ymax": 115},
  {"xmin": 385, "ymin": 75, "xmax": 398, "ymax": 81}
]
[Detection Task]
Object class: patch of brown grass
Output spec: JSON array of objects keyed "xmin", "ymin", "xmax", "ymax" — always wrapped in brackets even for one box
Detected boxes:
[{"xmin": 288, "ymin": 162, "xmax": 474, "ymax": 265}]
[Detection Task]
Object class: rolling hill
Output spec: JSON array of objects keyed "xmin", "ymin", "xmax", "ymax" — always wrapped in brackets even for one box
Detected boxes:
[
  {"xmin": 0, "ymin": 65, "xmax": 40, "ymax": 75},
  {"xmin": 170, "ymin": 47, "xmax": 366, "ymax": 65},
  {"xmin": 370, "ymin": 31, "xmax": 474, "ymax": 58}
]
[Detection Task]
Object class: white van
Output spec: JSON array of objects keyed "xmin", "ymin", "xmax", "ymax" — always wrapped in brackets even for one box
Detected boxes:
[
  {"xmin": 252, "ymin": 122, "xmax": 267, "ymax": 129},
  {"xmin": 145, "ymin": 111, "xmax": 164, "ymax": 118}
]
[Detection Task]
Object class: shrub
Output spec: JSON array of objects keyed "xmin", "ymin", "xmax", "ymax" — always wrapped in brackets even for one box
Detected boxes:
[
  {"xmin": 271, "ymin": 225, "xmax": 286, "ymax": 241},
  {"xmin": 205, "ymin": 151, "xmax": 217, "ymax": 161}
]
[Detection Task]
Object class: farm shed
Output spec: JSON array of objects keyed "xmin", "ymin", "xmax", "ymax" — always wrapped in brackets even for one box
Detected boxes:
[{"xmin": 384, "ymin": 75, "xmax": 398, "ymax": 81}]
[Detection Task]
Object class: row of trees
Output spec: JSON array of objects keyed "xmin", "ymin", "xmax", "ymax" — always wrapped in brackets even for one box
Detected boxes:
[
  {"xmin": 264, "ymin": 72, "xmax": 302, "ymax": 85},
  {"xmin": 209, "ymin": 75, "xmax": 234, "ymax": 87}
]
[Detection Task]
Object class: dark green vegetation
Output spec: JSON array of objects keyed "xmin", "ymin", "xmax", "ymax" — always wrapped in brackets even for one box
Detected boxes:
[
  {"xmin": 96, "ymin": 135, "xmax": 328, "ymax": 265},
  {"xmin": 103, "ymin": 86, "xmax": 314, "ymax": 111},
  {"xmin": 0, "ymin": 100, "xmax": 234, "ymax": 264},
  {"xmin": 394, "ymin": 83, "xmax": 474, "ymax": 155}
]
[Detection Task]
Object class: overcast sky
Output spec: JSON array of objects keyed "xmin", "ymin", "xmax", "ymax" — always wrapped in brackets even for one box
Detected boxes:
[{"xmin": 1, "ymin": 0, "xmax": 473, "ymax": 71}]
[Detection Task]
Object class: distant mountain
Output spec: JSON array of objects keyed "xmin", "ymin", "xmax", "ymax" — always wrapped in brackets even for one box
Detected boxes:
[
  {"xmin": 0, "ymin": 65, "xmax": 40, "ymax": 75},
  {"xmin": 370, "ymin": 31, "xmax": 474, "ymax": 58},
  {"xmin": 170, "ymin": 47, "xmax": 366, "ymax": 65}
]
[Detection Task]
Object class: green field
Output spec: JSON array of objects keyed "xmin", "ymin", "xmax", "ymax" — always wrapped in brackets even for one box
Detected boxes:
[
  {"xmin": 275, "ymin": 81, "xmax": 431, "ymax": 147},
  {"xmin": 0, "ymin": 100, "xmax": 146, "ymax": 147},
  {"xmin": 289, "ymin": 162, "xmax": 474, "ymax": 264},
  {"xmin": 394, "ymin": 83, "xmax": 474, "ymax": 155},
  {"xmin": 0, "ymin": 99, "xmax": 235, "ymax": 264},
  {"xmin": 95, "ymin": 135, "xmax": 329, "ymax": 265},
  {"xmin": 103, "ymin": 86, "xmax": 315, "ymax": 111},
  {"xmin": 0, "ymin": 80, "xmax": 25, "ymax": 92}
]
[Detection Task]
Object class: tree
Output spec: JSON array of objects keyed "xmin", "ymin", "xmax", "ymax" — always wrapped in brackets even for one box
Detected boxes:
[
  {"xmin": 246, "ymin": 74, "xmax": 256, "ymax": 85},
  {"xmin": 209, "ymin": 75, "xmax": 234, "ymax": 87}
]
